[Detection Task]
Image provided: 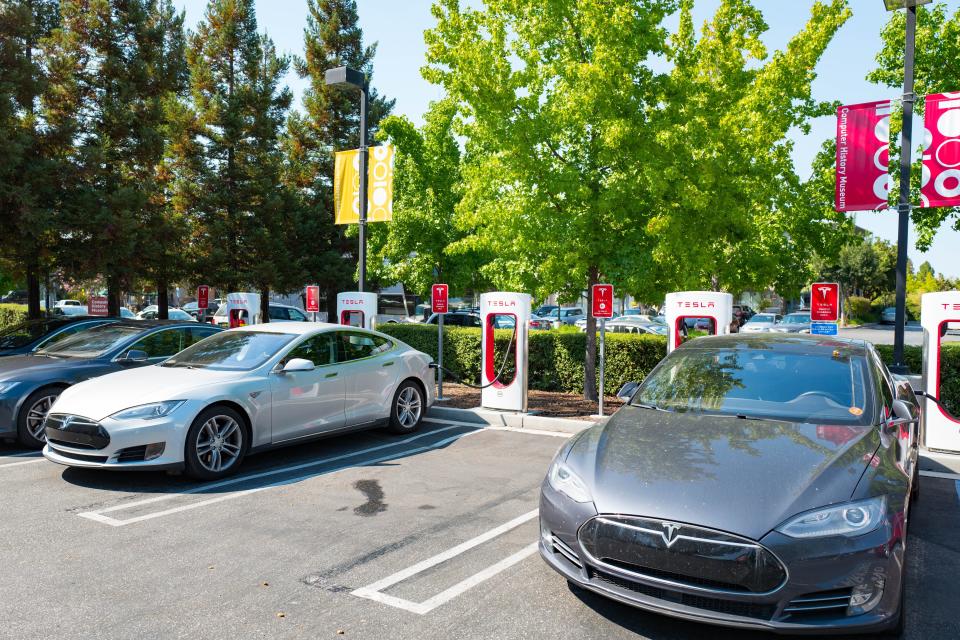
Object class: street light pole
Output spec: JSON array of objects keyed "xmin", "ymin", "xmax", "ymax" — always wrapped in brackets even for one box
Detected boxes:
[
  {"xmin": 884, "ymin": 0, "xmax": 930, "ymax": 373},
  {"xmin": 325, "ymin": 65, "xmax": 370, "ymax": 292}
]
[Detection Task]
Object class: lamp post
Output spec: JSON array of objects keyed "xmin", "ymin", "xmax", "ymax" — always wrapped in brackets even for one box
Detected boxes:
[
  {"xmin": 884, "ymin": 0, "xmax": 930, "ymax": 373},
  {"xmin": 325, "ymin": 65, "xmax": 369, "ymax": 292}
]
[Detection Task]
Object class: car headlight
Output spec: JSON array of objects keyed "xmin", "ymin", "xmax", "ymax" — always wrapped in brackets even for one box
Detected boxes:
[
  {"xmin": 110, "ymin": 400, "xmax": 185, "ymax": 421},
  {"xmin": 547, "ymin": 459, "xmax": 592, "ymax": 503},
  {"xmin": 777, "ymin": 496, "xmax": 886, "ymax": 539},
  {"xmin": 0, "ymin": 382, "xmax": 18, "ymax": 396}
]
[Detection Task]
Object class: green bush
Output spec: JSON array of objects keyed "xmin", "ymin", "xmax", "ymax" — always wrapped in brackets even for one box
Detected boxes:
[
  {"xmin": 381, "ymin": 323, "xmax": 960, "ymax": 413},
  {"xmin": 845, "ymin": 296, "xmax": 875, "ymax": 324},
  {"xmin": 0, "ymin": 305, "xmax": 26, "ymax": 332}
]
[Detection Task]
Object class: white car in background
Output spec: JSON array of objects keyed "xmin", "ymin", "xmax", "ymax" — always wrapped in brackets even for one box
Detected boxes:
[
  {"xmin": 740, "ymin": 313, "xmax": 783, "ymax": 333},
  {"xmin": 43, "ymin": 323, "xmax": 434, "ymax": 480}
]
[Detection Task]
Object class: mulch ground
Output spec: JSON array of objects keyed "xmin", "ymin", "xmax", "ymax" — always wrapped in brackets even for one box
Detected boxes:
[{"xmin": 434, "ymin": 382, "xmax": 624, "ymax": 420}]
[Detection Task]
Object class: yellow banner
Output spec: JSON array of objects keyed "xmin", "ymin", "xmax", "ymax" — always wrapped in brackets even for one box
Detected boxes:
[{"xmin": 334, "ymin": 145, "xmax": 394, "ymax": 224}]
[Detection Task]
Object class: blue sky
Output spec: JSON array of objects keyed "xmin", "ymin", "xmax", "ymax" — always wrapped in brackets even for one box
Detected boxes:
[{"xmin": 177, "ymin": 0, "xmax": 960, "ymax": 277}]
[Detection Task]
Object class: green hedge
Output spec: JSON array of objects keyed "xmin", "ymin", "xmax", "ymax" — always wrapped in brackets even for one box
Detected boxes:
[
  {"xmin": 0, "ymin": 305, "xmax": 26, "ymax": 331},
  {"xmin": 381, "ymin": 324, "xmax": 960, "ymax": 414}
]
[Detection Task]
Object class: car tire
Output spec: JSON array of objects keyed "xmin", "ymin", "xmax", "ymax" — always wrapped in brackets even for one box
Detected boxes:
[
  {"xmin": 17, "ymin": 386, "xmax": 65, "ymax": 449},
  {"xmin": 389, "ymin": 380, "xmax": 424, "ymax": 434},
  {"xmin": 183, "ymin": 406, "xmax": 248, "ymax": 481}
]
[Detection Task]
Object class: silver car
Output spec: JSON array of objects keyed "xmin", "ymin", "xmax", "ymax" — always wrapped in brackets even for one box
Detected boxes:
[
  {"xmin": 770, "ymin": 312, "xmax": 811, "ymax": 334},
  {"xmin": 539, "ymin": 334, "xmax": 917, "ymax": 637},
  {"xmin": 741, "ymin": 313, "xmax": 782, "ymax": 333}
]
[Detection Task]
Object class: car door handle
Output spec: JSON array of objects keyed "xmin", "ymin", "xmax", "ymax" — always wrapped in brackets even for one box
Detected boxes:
[
  {"xmin": 325, "ymin": 372, "xmax": 338, "ymax": 378},
  {"xmin": 382, "ymin": 361, "xmax": 395, "ymax": 367}
]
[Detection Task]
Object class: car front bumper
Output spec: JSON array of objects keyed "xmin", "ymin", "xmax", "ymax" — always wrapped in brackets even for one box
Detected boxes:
[
  {"xmin": 539, "ymin": 482, "xmax": 904, "ymax": 635},
  {"xmin": 42, "ymin": 410, "xmax": 194, "ymax": 470}
]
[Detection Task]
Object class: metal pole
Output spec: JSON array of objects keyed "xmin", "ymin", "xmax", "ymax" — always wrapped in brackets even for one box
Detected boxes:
[
  {"xmin": 891, "ymin": 5, "xmax": 917, "ymax": 374},
  {"xmin": 598, "ymin": 318, "xmax": 606, "ymax": 417},
  {"xmin": 437, "ymin": 312, "xmax": 446, "ymax": 401},
  {"xmin": 358, "ymin": 83, "xmax": 369, "ymax": 293}
]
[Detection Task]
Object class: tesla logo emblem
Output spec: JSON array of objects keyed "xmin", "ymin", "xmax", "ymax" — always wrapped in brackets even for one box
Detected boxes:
[
  {"xmin": 660, "ymin": 522, "xmax": 681, "ymax": 547},
  {"xmin": 817, "ymin": 286, "xmax": 833, "ymax": 300},
  {"xmin": 59, "ymin": 416, "xmax": 73, "ymax": 430}
]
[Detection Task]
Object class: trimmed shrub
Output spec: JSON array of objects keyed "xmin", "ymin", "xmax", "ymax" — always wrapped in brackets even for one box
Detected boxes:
[
  {"xmin": 381, "ymin": 323, "xmax": 960, "ymax": 412},
  {"xmin": 845, "ymin": 296, "xmax": 874, "ymax": 324},
  {"xmin": 0, "ymin": 305, "xmax": 26, "ymax": 332}
]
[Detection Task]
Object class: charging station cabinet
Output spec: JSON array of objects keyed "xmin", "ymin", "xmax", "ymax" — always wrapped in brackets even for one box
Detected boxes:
[
  {"xmin": 225, "ymin": 292, "xmax": 262, "ymax": 328},
  {"xmin": 921, "ymin": 291, "xmax": 960, "ymax": 453},
  {"xmin": 336, "ymin": 292, "xmax": 378, "ymax": 330},
  {"xmin": 480, "ymin": 292, "xmax": 530, "ymax": 412},
  {"xmin": 665, "ymin": 291, "xmax": 733, "ymax": 353}
]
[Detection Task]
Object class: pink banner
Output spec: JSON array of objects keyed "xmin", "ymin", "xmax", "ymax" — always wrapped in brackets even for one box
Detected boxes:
[
  {"xmin": 922, "ymin": 92, "xmax": 960, "ymax": 208},
  {"xmin": 835, "ymin": 100, "xmax": 892, "ymax": 212}
]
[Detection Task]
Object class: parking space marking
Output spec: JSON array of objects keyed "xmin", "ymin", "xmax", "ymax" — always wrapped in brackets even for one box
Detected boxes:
[
  {"xmin": 920, "ymin": 470, "xmax": 960, "ymax": 481},
  {"xmin": 351, "ymin": 509, "xmax": 539, "ymax": 615},
  {"xmin": 424, "ymin": 417, "xmax": 577, "ymax": 439},
  {"xmin": 0, "ymin": 455, "xmax": 45, "ymax": 470}
]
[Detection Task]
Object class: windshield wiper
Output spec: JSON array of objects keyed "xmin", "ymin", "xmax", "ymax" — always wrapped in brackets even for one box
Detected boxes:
[{"xmin": 632, "ymin": 402, "xmax": 672, "ymax": 412}]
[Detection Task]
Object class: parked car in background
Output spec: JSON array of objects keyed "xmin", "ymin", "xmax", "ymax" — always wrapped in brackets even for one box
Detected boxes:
[
  {"xmin": 535, "ymin": 305, "xmax": 559, "ymax": 318},
  {"xmin": 137, "ymin": 307, "xmax": 196, "ymax": 322},
  {"xmin": 210, "ymin": 302, "xmax": 308, "ymax": 327},
  {"xmin": 425, "ymin": 312, "xmax": 482, "ymax": 328},
  {"xmin": 540, "ymin": 334, "xmax": 918, "ymax": 636},
  {"xmin": 733, "ymin": 304, "xmax": 755, "ymax": 326},
  {"xmin": 54, "ymin": 300, "xmax": 83, "ymax": 309},
  {"xmin": 53, "ymin": 304, "xmax": 90, "ymax": 317},
  {"xmin": 529, "ymin": 315, "xmax": 553, "ymax": 330},
  {"xmin": 881, "ymin": 307, "xmax": 899, "ymax": 325},
  {"xmin": 183, "ymin": 301, "xmax": 221, "ymax": 319},
  {"xmin": 44, "ymin": 323, "xmax": 433, "ymax": 480},
  {"xmin": 553, "ymin": 308, "xmax": 585, "ymax": 326},
  {"xmin": 741, "ymin": 313, "xmax": 782, "ymax": 333},
  {"xmin": 605, "ymin": 320, "xmax": 668, "ymax": 336},
  {"xmin": 0, "ymin": 321, "xmax": 220, "ymax": 447},
  {"xmin": 1, "ymin": 290, "xmax": 28, "ymax": 304},
  {"xmin": 119, "ymin": 307, "xmax": 137, "ymax": 319},
  {"xmin": 0, "ymin": 316, "xmax": 119, "ymax": 357},
  {"xmin": 771, "ymin": 312, "xmax": 812, "ymax": 333}
]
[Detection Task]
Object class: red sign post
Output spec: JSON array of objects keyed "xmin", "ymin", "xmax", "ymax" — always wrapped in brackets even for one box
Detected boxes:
[
  {"xmin": 592, "ymin": 284, "xmax": 614, "ymax": 318},
  {"xmin": 197, "ymin": 285, "xmax": 210, "ymax": 310},
  {"xmin": 87, "ymin": 296, "xmax": 108, "ymax": 317},
  {"xmin": 432, "ymin": 284, "xmax": 449, "ymax": 314},
  {"xmin": 305, "ymin": 286, "xmax": 320, "ymax": 313},
  {"xmin": 811, "ymin": 283, "xmax": 840, "ymax": 322}
]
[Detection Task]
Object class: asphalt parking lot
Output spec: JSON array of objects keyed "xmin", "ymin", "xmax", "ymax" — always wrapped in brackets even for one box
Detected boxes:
[{"xmin": 1, "ymin": 420, "xmax": 959, "ymax": 640}]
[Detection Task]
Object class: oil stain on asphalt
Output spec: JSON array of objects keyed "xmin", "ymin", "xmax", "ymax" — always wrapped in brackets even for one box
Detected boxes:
[{"xmin": 353, "ymin": 479, "xmax": 387, "ymax": 517}]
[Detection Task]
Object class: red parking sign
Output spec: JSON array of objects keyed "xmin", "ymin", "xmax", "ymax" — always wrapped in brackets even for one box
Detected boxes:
[
  {"xmin": 811, "ymin": 282, "xmax": 840, "ymax": 322},
  {"xmin": 305, "ymin": 286, "xmax": 320, "ymax": 313},
  {"xmin": 87, "ymin": 296, "xmax": 108, "ymax": 316},
  {"xmin": 592, "ymin": 284, "xmax": 614, "ymax": 319},
  {"xmin": 197, "ymin": 285, "xmax": 209, "ymax": 310},
  {"xmin": 432, "ymin": 284, "xmax": 449, "ymax": 314}
]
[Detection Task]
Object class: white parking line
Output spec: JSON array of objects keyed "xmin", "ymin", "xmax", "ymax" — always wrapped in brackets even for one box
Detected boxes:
[
  {"xmin": 0, "ymin": 457, "xmax": 46, "ymax": 470},
  {"xmin": 351, "ymin": 509, "xmax": 540, "ymax": 615},
  {"xmin": 919, "ymin": 470, "xmax": 960, "ymax": 481},
  {"xmin": 424, "ymin": 417, "xmax": 575, "ymax": 439},
  {"xmin": 78, "ymin": 424, "xmax": 478, "ymax": 526}
]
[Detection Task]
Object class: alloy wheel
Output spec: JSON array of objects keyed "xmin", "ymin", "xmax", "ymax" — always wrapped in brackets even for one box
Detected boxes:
[
  {"xmin": 26, "ymin": 394, "xmax": 59, "ymax": 442},
  {"xmin": 195, "ymin": 415, "xmax": 243, "ymax": 473},
  {"xmin": 396, "ymin": 386, "xmax": 422, "ymax": 429}
]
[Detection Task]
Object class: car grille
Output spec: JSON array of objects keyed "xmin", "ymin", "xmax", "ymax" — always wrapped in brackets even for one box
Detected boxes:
[
  {"xmin": 578, "ymin": 516, "xmax": 787, "ymax": 595},
  {"xmin": 587, "ymin": 568, "xmax": 777, "ymax": 621},
  {"xmin": 44, "ymin": 414, "xmax": 110, "ymax": 450},
  {"xmin": 46, "ymin": 444, "xmax": 108, "ymax": 464},
  {"xmin": 783, "ymin": 588, "xmax": 852, "ymax": 618}
]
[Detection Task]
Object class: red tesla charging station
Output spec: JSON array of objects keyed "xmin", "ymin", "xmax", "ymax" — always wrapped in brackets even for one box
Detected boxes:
[
  {"xmin": 480, "ymin": 292, "xmax": 530, "ymax": 411},
  {"xmin": 921, "ymin": 291, "xmax": 960, "ymax": 453},
  {"xmin": 336, "ymin": 292, "xmax": 377, "ymax": 330},
  {"xmin": 665, "ymin": 291, "xmax": 733, "ymax": 352}
]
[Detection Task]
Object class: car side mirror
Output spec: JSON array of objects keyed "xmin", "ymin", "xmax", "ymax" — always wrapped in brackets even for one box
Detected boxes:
[
  {"xmin": 281, "ymin": 358, "xmax": 315, "ymax": 373},
  {"xmin": 885, "ymin": 399, "xmax": 918, "ymax": 430},
  {"xmin": 617, "ymin": 381, "xmax": 639, "ymax": 401},
  {"xmin": 120, "ymin": 349, "xmax": 149, "ymax": 363}
]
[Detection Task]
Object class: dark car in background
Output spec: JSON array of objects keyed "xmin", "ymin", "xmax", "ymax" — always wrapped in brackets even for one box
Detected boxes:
[
  {"xmin": 425, "ymin": 312, "xmax": 482, "ymax": 327},
  {"xmin": 540, "ymin": 334, "xmax": 918, "ymax": 637},
  {"xmin": 0, "ymin": 321, "xmax": 220, "ymax": 447},
  {"xmin": 0, "ymin": 316, "xmax": 119, "ymax": 357},
  {"xmin": 0, "ymin": 290, "xmax": 28, "ymax": 304}
]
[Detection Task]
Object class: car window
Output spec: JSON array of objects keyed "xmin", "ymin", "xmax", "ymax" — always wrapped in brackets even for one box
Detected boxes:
[
  {"xmin": 36, "ymin": 323, "xmax": 145, "ymax": 358},
  {"xmin": 633, "ymin": 346, "xmax": 873, "ymax": 425},
  {"xmin": 268, "ymin": 306, "xmax": 290, "ymax": 320},
  {"xmin": 0, "ymin": 319, "xmax": 71, "ymax": 349},
  {"xmin": 187, "ymin": 327, "xmax": 220, "ymax": 347},
  {"xmin": 127, "ymin": 328, "xmax": 191, "ymax": 359},
  {"xmin": 288, "ymin": 308, "xmax": 308, "ymax": 321},
  {"xmin": 162, "ymin": 330, "xmax": 295, "ymax": 371},
  {"xmin": 336, "ymin": 332, "xmax": 392, "ymax": 362},
  {"xmin": 284, "ymin": 333, "xmax": 337, "ymax": 366},
  {"xmin": 35, "ymin": 322, "xmax": 100, "ymax": 349}
]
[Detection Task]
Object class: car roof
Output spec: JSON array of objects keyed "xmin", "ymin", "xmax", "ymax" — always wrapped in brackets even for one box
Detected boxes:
[{"xmin": 679, "ymin": 333, "xmax": 869, "ymax": 356}]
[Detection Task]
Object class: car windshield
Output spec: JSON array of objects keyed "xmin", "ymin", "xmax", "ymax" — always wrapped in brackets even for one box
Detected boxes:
[
  {"xmin": 783, "ymin": 314, "xmax": 810, "ymax": 324},
  {"xmin": 0, "ymin": 319, "xmax": 71, "ymax": 349},
  {"xmin": 160, "ymin": 330, "xmax": 295, "ymax": 371},
  {"xmin": 632, "ymin": 346, "xmax": 873, "ymax": 425},
  {"xmin": 749, "ymin": 314, "xmax": 776, "ymax": 324},
  {"xmin": 35, "ymin": 324, "xmax": 144, "ymax": 358}
]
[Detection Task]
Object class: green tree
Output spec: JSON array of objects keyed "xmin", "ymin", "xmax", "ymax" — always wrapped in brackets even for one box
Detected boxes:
[
  {"xmin": 423, "ymin": 0, "xmax": 849, "ymax": 400},
  {"xmin": 366, "ymin": 99, "xmax": 491, "ymax": 300},
  {"xmin": 286, "ymin": 0, "xmax": 393, "ymax": 316},
  {"xmin": 869, "ymin": 2, "xmax": 960, "ymax": 249},
  {"xmin": 179, "ymin": 0, "xmax": 295, "ymax": 320},
  {"xmin": 0, "ymin": 0, "xmax": 60, "ymax": 318}
]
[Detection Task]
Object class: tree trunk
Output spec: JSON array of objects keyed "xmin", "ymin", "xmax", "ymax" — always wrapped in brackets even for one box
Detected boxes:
[
  {"xmin": 157, "ymin": 278, "xmax": 169, "ymax": 320},
  {"xmin": 326, "ymin": 287, "xmax": 337, "ymax": 323},
  {"xmin": 107, "ymin": 274, "xmax": 121, "ymax": 317},
  {"xmin": 260, "ymin": 286, "xmax": 270, "ymax": 323},
  {"xmin": 26, "ymin": 263, "xmax": 42, "ymax": 319},
  {"xmin": 584, "ymin": 266, "xmax": 599, "ymax": 402}
]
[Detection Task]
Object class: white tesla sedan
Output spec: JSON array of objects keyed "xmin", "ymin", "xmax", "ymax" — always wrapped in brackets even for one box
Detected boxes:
[{"xmin": 42, "ymin": 323, "xmax": 434, "ymax": 480}]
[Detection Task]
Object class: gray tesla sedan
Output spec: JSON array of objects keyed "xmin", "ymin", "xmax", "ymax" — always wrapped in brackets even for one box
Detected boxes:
[{"xmin": 539, "ymin": 334, "xmax": 919, "ymax": 637}]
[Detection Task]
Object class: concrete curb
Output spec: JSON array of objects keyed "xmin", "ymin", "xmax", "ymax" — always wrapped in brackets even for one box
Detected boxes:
[{"xmin": 427, "ymin": 405, "xmax": 596, "ymax": 435}]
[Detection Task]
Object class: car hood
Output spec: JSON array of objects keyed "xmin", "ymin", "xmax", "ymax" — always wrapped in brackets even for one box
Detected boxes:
[
  {"xmin": 0, "ymin": 354, "xmax": 93, "ymax": 381},
  {"xmin": 52, "ymin": 365, "xmax": 248, "ymax": 421},
  {"xmin": 566, "ymin": 406, "xmax": 879, "ymax": 540}
]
